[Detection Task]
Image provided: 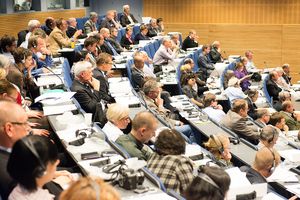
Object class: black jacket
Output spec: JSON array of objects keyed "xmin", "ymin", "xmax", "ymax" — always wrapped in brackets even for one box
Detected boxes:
[
  {"xmin": 120, "ymin": 13, "xmax": 138, "ymax": 27},
  {"xmin": 181, "ymin": 36, "xmax": 198, "ymax": 51},
  {"xmin": 266, "ymin": 79, "xmax": 282, "ymax": 102},
  {"xmin": 70, "ymin": 79, "xmax": 106, "ymax": 126},
  {"xmin": 92, "ymin": 68, "xmax": 115, "ymax": 103}
]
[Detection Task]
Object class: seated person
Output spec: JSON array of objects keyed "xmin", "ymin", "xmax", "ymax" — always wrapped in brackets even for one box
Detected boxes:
[
  {"xmin": 67, "ymin": 18, "xmax": 82, "ymax": 38},
  {"xmin": 147, "ymin": 129, "xmax": 194, "ymax": 194},
  {"xmin": 255, "ymin": 109, "xmax": 271, "ymax": 128},
  {"xmin": 184, "ymin": 166, "xmax": 230, "ymax": 200},
  {"xmin": 209, "ymin": 41, "xmax": 222, "ymax": 64},
  {"xmin": 147, "ymin": 18, "xmax": 159, "ymax": 38},
  {"xmin": 221, "ymin": 99, "xmax": 260, "ymax": 144},
  {"xmin": 170, "ymin": 33, "xmax": 180, "ymax": 50},
  {"xmin": 92, "ymin": 53, "xmax": 115, "ymax": 103},
  {"xmin": 99, "ymin": 10, "xmax": 116, "ymax": 30},
  {"xmin": 157, "ymin": 18, "xmax": 165, "ymax": 34},
  {"xmin": 99, "ymin": 28, "xmax": 120, "ymax": 56},
  {"xmin": 282, "ymin": 63, "xmax": 292, "ymax": 86},
  {"xmin": 116, "ymin": 111, "xmax": 158, "ymax": 160},
  {"xmin": 202, "ymin": 93, "xmax": 226, "ymax": 123},
  {"xmin": 234, "ymin": 61, "xmax": 251, "ymax": 91},
  {"xmin": 273, "ymin": 91, "xmax": 291, "ymax": 111},
  {"xmin": 60, "ymin": 177, "xmax": 120, "ymax": 200},
  {"xmin": 280, "ymin": 101, "xmax": 300, "ymax": 130},
  {"xmin": 70, "ymin": 61, "xmax": 106, "ymax": 127},
  {"xmin": 245, "ymin": 89, "xmax": 259, "ymax": 120},
  {"xmin": 120, "ymin": 4, "xmax": 138, "ymax": 27},
  {"xmin": 0, "ymin": 34, "xmax": 17, "ymax": 63},
  {"xmin": 142, "ymin": 80, "xmax": 194, "ymax": 142},
  {"xmin": 266, "ymin": 71, "xmax": 282, "ymax": 102},
  {"xmin": 223, "ymin": 70, "xmax": 235, "ymax": 89},
  {"xmin": 131, "ymin": 54, "xmax": 146, "ymax": 89},
  {"xmin": 181, "ymin": 30, "xmax": 199, "ymax": 51},
  {"xmin": 223, "ymin": 77, "xmax": 247, "ymax": 103},
  {"xmin": 135, "ymin": 51, "xmax": 156, "ymax": 78},
  {"xmin": 134, "ymin": 25, "xmax": 150, "ymax": 43},
  {"xmin": 269, "ymin": 112, "xmax": 289, "ymax": 135},
  {"xmin": 240, "ymin": 147, "xmax": 280, "ymax": 185},
  {"xmin": 275, "ymin": 67, "xmax": 290, "ymax": 90},
  {"xmin": 258, "ymin": 125, "xmax": 280, "ymax": 152},
  {"xmin": 102, "ymin": 103, "xmax": 130, "ymax": 142},
  {"xmin": 197, "ymin": 44, "xmax": 214, "ymax": 81},
  {"xmin": 108, "ymin": 27, "xmax": 123, "ymax": 54},
  {"xmin": 203, "ymin": 134, "xmax": 232, "ymax": 167},
  {"xmin": 7, "ymin": 135, "xmax": 59, "ymax": 200},
  {"xmin": 48, "ymin": 18, "xmax": 82, "ymax": 56},
  {"xmin": 181, "ymin": 73, "xmax": 204, "ymax": 108},
  {"xmin": 43, "ymin": 17, "xmax": 56, "ymax": 36},
  {"xmin": 82, "ymin": 36, "xmax": 98, "ymax": 68},
  {"xmin": 84, "ymin": 12, "xmax": 98, "ymax": 34},
  {"xmin": 120, "ymin": 27, "xmax": 135, "ymax": 50},
  {"xmin": 153, "ymin": 37, "xmax": 179, "ymax": 73},
  {"xmin": 245, "ymin": 50, "xmax": 256, "ymax": 71}
]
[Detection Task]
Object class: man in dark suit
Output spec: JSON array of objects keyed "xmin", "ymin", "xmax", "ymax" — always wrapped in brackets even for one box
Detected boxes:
[
  {"xmin": 131, "ymin": 55, "xmax": 145, "ymax": 89},
  {"xmin": 134, "ymin": 25, "xmax": 150, "ymax": 43},
  {"xmin": 266, "ymin": 71, "xmax": 282, "ymax": 102},
  {"xmin": 70, "ymin": 61, "xmax": 106, "ymax": 127},
  {"xmin": 209, "ymin": 41, "xmax": 223, "ymax": 64},
  {"xmin": 99, "ymin": 10, "xmax": 116, "ymax": 30},
  {"xmin": 182, "ymin": 30, "xmax": 199, "ymax": 51},
  {"xmin": 120, "ymin": 4, "xmax": 138, "ymax": 27},
  {"xmin": 92, "ymin": 53, "xmax": 115, "ymax": 103},
  {"xmin": 99, "ymin": 28, "xmax": 119, "ymax": 56},
  {"xmin": 197, "ymin": 44, "xmax": 214, "ymax": 81},
  {"xmin": 0, "ymin": 101, "xmax": 31, "ymax": 200},
  {"xmin": 282, "ymin": 64, "xmax": 292, "ymax": 85},
  {"xmin": 255, "ymin": 109, "xmax": 270, "ymax": 128},
  {"xmin": 67, "ymin": 18, "xmax": 86, "ymax": 39},
  {"xmin": 147, "ymin": 18, "xmax": 159, "ymax": 38}
]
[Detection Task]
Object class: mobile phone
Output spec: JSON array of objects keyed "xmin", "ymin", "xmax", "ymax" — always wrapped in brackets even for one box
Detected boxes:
[
  {"xmin": 81, "ymin": 151, "xmax": 100, "ymax": 160},
  {"xmin": 90, "ymin": 158, "xmax": 110, "ymax": 167}
]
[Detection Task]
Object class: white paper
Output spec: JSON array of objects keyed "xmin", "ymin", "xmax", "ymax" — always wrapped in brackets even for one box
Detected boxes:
[
  {"xmin": 43, "ymin": 104, "xmax": 77, "ymax": 116},
  {"xmin": 262, "ymin": 192, "xmax": 287, "ymax": 200},
  {"xmin": 227, "ymin": 183, "xmax": 267, "ymax": 200},
  {"xmin": 39, "ymin": 68, "xmax": 62, "ymax": 76},
  {"xmin": 35, "ymin": 92, "xmax": 75, "ymax": 103},
  {"xmin": 123, "ymin": 192, "xmax": 176, "ymax": 200},
  {"xmin": 226, "ymin": 167, "xmax": 252, "ymax": 189},
  {"xmin": 185, "ymin": 144, "xmax": 203, "ymax": 157},
  {"xmin": 35, "ymin": 75, "xmax": 63, "ymax": 87},
  {"xmin": 278, "ymin": 149, "xmax": 300, "ymax": 163},
  {"xmin": 286, "ymin": 184, "xmax": 300, "ymax": 198},
  {"xmin": 58, "ymin": 48, "xmax": 74, "ymax": 52},
  {"xmin": 267, "ymin": 165, "xmax": 298, "ymax": 182}
]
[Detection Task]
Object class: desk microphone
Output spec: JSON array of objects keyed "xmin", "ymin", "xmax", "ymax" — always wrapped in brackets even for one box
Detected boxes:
[
  {"xmin": 223, "ymin": 51, "xmax": 227, "ymax": 59},
  {"xmin": 264, "ymin": 61, "xmax": 268, "ymax": 68},
  {"xmin": 44, "ymin": 66, "xmax": 66, "ymax": 91}
]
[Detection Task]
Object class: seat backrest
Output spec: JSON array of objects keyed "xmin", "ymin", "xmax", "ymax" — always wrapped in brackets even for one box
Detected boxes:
[
  {"xmin": 262, "ymin": 75, "xmax": 273, "ymax": 106},
  {"xmin": 76, "ymin": 17, "xmax": 89, "ymax": 30},
  {"xmin": 153, "ymin": 40, "xmax": 160, "ymax": 52},
  {"xmin": 142, "ymin": 167, "xmax": 167, "ymax": 192},
  {"xmin": 148, "ymin": 43, "xmax": 156, "ymax": 59},
  {"xmin": 62, "ymin": 59, "xmax": 73, "ymax": 89},
  {"xmin": 17, "ymin": 29, "xmax": 29, "ymax": 47},
  {"xmin": 126, "ymin": 59, "xmax": 134, "ymax": 87},
  {"xmin": 167, "ymin": 190, "xmax": 186, "ymax": 200}
]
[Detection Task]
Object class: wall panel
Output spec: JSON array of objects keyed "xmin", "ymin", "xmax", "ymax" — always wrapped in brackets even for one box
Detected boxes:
[{"xmin": 0, "ymin": 8, "xmax": 86, "ymax": 37}]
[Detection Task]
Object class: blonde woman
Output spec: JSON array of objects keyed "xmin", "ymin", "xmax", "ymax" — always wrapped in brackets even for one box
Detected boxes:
[{"xmin": 102, "ymin": 103, "xmax": 130, "ymax": 141}]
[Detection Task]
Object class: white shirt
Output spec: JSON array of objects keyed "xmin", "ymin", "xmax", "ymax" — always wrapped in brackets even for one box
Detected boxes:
[
  {"xmin": 223, "ymin": 86, "xmax": 247, "ymax": 103},
  {"xmin": 2, "ymin": 52, "xmax": 15, "ymax": 63},
  {"xmin": 203, "ymin": 106, "xmax": 226, "ymax": 123},
  {"xmin": 9, "ymin": 185, "xmax": 54, "ymax": 200},
  {"xmin": 102, "ymin": 121, "xmax": 124, "ymax": 141},
  {"xmin": 143, "ymin": 64, "xmax": 156, "ymax": 78},
  {"xmin": 20, "ymin": 32, "xmax": 32, "ymax": 49}
]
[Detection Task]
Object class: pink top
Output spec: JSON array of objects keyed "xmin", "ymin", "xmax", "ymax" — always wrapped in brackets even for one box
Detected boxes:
[{"xmin": 9, "ymin": 184, "xmax": 54, "ymax": 200}]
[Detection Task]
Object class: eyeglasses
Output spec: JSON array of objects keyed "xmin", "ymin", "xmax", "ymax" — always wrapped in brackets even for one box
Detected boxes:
[
  {"xmin": 121, "ymin": 116, "xmax": 130, "ymax": 121},
  {"xmin": 10, "ymin": 121, "xmax": 30, "ymax": 127},
  {"xmin": 105, "ymin": 61, "xmax": 114, "ymax": 65}
]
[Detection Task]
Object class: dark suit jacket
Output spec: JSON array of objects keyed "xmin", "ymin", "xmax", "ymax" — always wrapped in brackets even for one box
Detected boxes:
[
  {"xmin": 70, "ymin": 79, "xmax": 106, "ymax": 126},
  {"xmin": 100, "ymin": 42, "xmax": 114, "ymax": 56},
  {"xmin": 282, "ymin": 73, "xmax": 291, "ymax": 85},
  {"xmin": 209, "ymin": 47, "xmax": 222, "ymax": 64},
  {"xmin": 121, "ymin": 35, "xmax": 135, "ymax": 49},
  {"xmin": 92, "ymin": 68, "xmax": 115, "ymax": 103},
  {"xmin": 197, "ymin": 54, "xmax": 215, "ymax": 81},
  {"xmin": 0, "ymin": 149, "xmax": 15, "ymax": 200},
  {"xmin": 131, "ymin": 67, "xmax": 144, "ymax": 89},
  {"xmin": 134, "ymin": 33, "xmax": 150, "ymax": 43},
  {"xmin": 107, "ymin": 38, "xmax": 123, "ymax": 54},
  {"xmin": 182, "ymin": 36, "xmax": 198, "ymax": 51},
  {"xmin": 147, "ymin": 26, "xmax": 158, "ymax": 38},
  {"xmin": 99, "ymin": 18, "xmax": 115, "ymax": 30},
  {"xmin": 120, "ymin": 13, "xmax": 138, "ymax": 27},
  {"xmin": 266, "ymin": 79, "xmax": 282, "ymax": 102},
  {"xmin": 66, "ymin": 26, "xmax": 86, "ymax": 39},
  {"xmin": 17, "ymin": 30, "xmax": 28, "ymax": 47}
]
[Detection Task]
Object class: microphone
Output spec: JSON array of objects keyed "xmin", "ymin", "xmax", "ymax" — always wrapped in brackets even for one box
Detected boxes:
[
  {"xmin": 223, "ymin": 51, "xmax": 227, "ymax": 58},
  {"xmin": 264, "ymin": 61, "xmax": 268, "ymax": 68},
  {"xmin": 44, "ymin": 65, "xmax": 66, "ymax": 91}
]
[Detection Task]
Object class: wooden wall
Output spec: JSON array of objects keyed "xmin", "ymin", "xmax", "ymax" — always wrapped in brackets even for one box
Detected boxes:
[
  {"xmin": 0, "ymin": 8, "xmax": 86, "ymax": 37},
  {"xmin": 144, "ymin": 0, "xmax": 300, "ymax": 82}
]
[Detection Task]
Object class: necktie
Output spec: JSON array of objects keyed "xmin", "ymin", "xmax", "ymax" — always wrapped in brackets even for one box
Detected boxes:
[{"xmin": 105, "ymin": 40, "xmax": 119, "ymax": 56}]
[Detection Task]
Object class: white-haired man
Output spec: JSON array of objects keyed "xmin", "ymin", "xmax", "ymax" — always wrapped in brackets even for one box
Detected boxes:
[
  {"xmin": 120, "ymin": 4, "xmax": 138, "ymax": 27},
  {"xmin": 20, "ymin": 19, "xmax": 41, "ymax": 48},
  {"xmin": 70, "ymin": 61, "xmax": 106, "ymax": 126}
]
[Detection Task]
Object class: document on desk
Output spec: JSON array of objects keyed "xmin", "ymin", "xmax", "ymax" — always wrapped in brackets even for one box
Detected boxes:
[
  {"xmin": 35, "ymin": 75, "xmax": 63, "ymax": 87},
  {"xmin": 267, "ymin": 165, "xmax": 298, "ymax": 182},
  {"xmin": 43, "ymin": 104, "xmax": 77, "ymax": 116},
  {"xmin": 39, "ymin": 68, "xmax": 62, "ymax": 76},
  {"xmin": 123, "ymin": 192, "xmax": 176, "ymax": 200},
  {"xmin": 35, "ymin": 92, "xmax": 75, "ymax": 104},
  {"xmin": 278, "ymin": 149, "xmax": 300, "ymax": 163},
  {"xmin": 262, "ymin": 192, "xmax": 288, "ymax": 200},
  {"xmin": 286, "ymin": 184, "xmax": 300, "ymax": 198}
]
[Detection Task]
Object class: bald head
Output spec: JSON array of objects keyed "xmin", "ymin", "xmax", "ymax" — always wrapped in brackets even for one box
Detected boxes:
[
  {"xmin": 131, "ymin": 111, "xmax": 158, "ymax": 143},
  {"xmin": 133, "ymin": 55, "xmax": 144, "ymax": 70},
  {"xmin": 0, "ymin": 101, "xmax": 29, "ymax": 148},
  {"xmin": 253, "ymin": 147, "xmax": 280, "ymax": 178}
]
